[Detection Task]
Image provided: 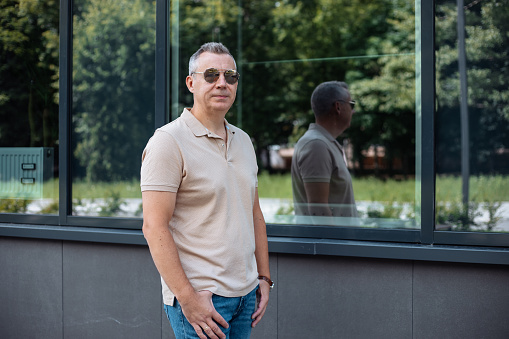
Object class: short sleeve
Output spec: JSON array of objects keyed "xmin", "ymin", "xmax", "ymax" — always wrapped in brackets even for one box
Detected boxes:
[
  {"xmin": 296, "ymin": 139, "xmax": 333, "ymax": 183},
  {"xmin": 140, "ymin": 130, "xmax": 183, "ymax": 192}
]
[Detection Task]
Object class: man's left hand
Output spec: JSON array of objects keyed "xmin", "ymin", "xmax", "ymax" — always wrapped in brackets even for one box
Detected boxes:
[{"xmin": 251, "ymin": 280, "xmax": 270, "ymax": 327}]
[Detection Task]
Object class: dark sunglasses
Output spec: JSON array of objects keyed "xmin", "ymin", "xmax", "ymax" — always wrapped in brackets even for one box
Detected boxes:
[
  {"xmin": 192, "ymin": 68, "xmax": 240, "ymax": 85},
  {"xmin": 339, "ymin": 100, "xmax": 356, "ymax": 109}
]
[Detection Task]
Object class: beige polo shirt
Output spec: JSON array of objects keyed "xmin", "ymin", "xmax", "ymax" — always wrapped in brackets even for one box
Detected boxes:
[{"xmin": 140, "ymin": 108, "xmax": 259, "ymax": 305}]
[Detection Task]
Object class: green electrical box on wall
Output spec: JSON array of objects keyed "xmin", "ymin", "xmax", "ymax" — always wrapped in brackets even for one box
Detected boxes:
[{"xmin": 0, "ymin": 147, "xmax": 54, "ymax": 200}]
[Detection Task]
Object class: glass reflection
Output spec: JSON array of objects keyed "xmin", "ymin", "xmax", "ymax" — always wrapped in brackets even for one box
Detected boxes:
[
  {"xmin": 291, "ymin": 82, "xmax": 358, "ymax": 220},
  {"xmin": 71, "ymin": 0, "xmax": 155, "ymax": 217},
  {"xmin": 0, "ymin": 0, "xmax": 59, "ymax": 215},
  {"xmin": 172, "ymin": 0, "xmax": 418, "ymax": 229},
  {"xmin": 435, "ymin": 0, "xmax": 509, "ymax": 232}
]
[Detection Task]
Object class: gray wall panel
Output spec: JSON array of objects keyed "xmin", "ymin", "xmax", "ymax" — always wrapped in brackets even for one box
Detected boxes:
[
  {"xmin": 3, "ymin": 236, "xmax": 509, "ymax": 339},
  {"xmin": 62, "ymin": 242, "xmax": 161, "ymax": 339},
  {"xmin": 0, "ymin": 237, "xmax": 63, "ymax": 339},
  {"xmin": 276, "ymin": 254, "xmax": 413, "ymax": 339},
  {"xmin": 413, "ymin": 261, "xmax": 509, "ymax": 339}
]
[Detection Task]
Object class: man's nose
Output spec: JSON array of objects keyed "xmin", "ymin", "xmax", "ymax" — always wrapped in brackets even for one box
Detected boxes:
[{"xmin": 215, "ymin": 73, "xmax": 227, "ymax": 87}]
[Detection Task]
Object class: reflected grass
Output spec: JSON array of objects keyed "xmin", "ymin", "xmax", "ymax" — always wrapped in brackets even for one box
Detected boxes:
[
  {"xmin": 72, "ymin": 179, "xmax": 142, "ymax": 199},
  {"xmin": 65, "ymin": 174, "xmax": 509, "ymax": 203},
  {"xmin": 257, "ymin": 173, "xmax": 509, "ymax": 202},
  {"xmin": 257, "ymin": 172, "xmax": 417, "ymax": 202},
  {"xmin": 436, "ymin": 175, "xmax": 509, "ymax": 202},
  {"xmin": 8, "ymin": 174, "xmax": 507, "ymax": 222},
  {"xmin": 352, "ymin": 177, "xmax": 415, "ymax": 202}
]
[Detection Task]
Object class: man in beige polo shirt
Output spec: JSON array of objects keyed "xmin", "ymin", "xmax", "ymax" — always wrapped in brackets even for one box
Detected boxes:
[{"xmin": 140, "ymin": 42, "xmax": 271, "ymax": 339}]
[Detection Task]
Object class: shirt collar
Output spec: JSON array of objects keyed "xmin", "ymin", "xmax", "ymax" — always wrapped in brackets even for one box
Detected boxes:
[
  {"xmin": 181, "ymin": 108, "xmax": 233, "ymax": 138},
  {"xmin": 309, "ymin": 123, "xmax": 336, "ymax": 142}
]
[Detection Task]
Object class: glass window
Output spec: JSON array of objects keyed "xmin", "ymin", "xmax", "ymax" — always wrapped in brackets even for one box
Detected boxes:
[
  {"xmin": 71, "ymin": 0, "xmax": 156, "ymax": 217},
  {"xmin": 435, "ymin": 0, "xmax": 509, "ymax": 233},
  {"xmin": 0, "ymin": 0, "xmax": 60, "ymax": 215},
  {"xmin": 170, "ymin": 0, "xmax": 419, "ymax": 230}
]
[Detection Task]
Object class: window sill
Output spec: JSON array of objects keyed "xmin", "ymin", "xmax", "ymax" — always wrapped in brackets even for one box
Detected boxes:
[{"xmin": 1, "ymin": 223, "xmax": 508, "ymax": 265}]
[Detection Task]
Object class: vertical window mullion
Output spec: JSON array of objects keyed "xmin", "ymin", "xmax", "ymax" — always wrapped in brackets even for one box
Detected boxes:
[
  {"xmin": 419, "ymin": 0, "xmax": 435, "ymax": 245},
  {"xmin": 155, "ymin": 0, "xmax": 170, "ymax": 129},
  {"xmin": 58, "ymin": 0, "xmax": 73, "ymax": 225}
]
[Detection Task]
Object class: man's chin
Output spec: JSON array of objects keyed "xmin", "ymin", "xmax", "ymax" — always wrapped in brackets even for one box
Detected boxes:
[{"xmin": 210, "ymin": 103, "xmax": 234, "ymax": 113}]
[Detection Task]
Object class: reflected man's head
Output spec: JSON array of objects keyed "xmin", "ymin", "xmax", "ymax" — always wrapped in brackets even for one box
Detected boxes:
[{"xmin": 311, "ymin": 81, "xmax": 355, "ymax": 135}]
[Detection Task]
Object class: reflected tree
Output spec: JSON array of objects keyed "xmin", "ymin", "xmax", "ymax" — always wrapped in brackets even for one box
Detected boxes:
[
  {"xmin": 72, "ymin": 0, "xmax": 155, "ymax": 181},
  {"xmin": 436, "ymin": 0, "xmax": 509, "ymax": 174},
  {"xmin": 0, "ymin": 0, "xmax": 59, "ymax": 148}
]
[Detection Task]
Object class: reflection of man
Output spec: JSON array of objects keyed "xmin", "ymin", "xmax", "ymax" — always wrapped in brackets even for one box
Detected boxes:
[
  {"xmin": 291, "ymin": 81, "xmax": 358, "ymax": 218},
  {"xmin": 141, "ymin": 42, "xmax": 271, "ymax": 339}
]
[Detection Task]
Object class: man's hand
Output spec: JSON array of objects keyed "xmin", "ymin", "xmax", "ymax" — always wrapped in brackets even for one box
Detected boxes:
[
  {"xmin": 179, "ymin": 290, "xmax": 229, "ymax": 339},
  {"xmin": 251, "ymin": 280, "xmax": 270, "ymax": 327}
]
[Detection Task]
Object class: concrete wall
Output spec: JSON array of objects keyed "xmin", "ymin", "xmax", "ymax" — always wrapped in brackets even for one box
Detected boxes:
[{"xmin": 1, "ymin": 236, "xmax": 509, "ymax": 339}]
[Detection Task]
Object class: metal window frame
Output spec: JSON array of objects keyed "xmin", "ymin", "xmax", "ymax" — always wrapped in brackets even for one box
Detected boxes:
[{"xmin": 1, "ymin": 0, "xmax": 508, "ymax": 255}]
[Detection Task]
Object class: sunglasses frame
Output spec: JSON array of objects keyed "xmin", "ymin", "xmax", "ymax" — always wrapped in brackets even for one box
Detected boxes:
[
  {"xmin": 339, "ymin": 99, "xmax": 356, "ymax": 109},
  {"xmin": 191, "ymin": 68, "xmax": 240, "ymax": 85}
]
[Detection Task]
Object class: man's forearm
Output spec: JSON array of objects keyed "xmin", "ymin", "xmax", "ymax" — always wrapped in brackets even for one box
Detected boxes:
[
  {"xmin": 142, "ymin": 191, "xmax": 195, "ymax": 300},
  {"xmin": 303, "ymin": 182, "xmax": 332, "ymax": 218},
  {"xmin": 143, "ymin": 222, "xmax": 195, "ymax": 300},
  {"xmin": 253, "ymin": 191, "xmax": 270, "ymax": 278}
]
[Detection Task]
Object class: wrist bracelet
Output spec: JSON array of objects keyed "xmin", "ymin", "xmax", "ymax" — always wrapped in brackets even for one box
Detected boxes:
[{"xmin": 258, "ymin": 275, "xmax": 275, "ymax": 289}]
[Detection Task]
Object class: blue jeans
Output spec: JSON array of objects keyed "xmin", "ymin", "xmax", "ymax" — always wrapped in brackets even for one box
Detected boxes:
[{"xmin": 164, "ymin": 286, "xmax": 258, "ymax": 339}]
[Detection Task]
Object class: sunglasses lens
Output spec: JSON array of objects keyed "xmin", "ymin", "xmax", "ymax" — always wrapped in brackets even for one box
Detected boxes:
[
  {"xmin": 204, "ymin": 68, "xmax": 220, "ymax": 83},
  {"xmin": 224, "ymin": 70, "xmax": 239, "ymax": 84},
  {"xmin": 200, "ymin": 68, "xmax": 239, "ymax": 84}
]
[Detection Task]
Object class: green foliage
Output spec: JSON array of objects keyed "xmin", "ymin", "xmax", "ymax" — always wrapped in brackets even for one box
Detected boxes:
[
  {"xmin": 72, "ymin": 0, "xmax": 155, "ymax": 181},
  {"xmin": 435, "ymin": 200, "xmax": 481, "ymax": 231},
  {"xmin": 257, "ymin": 172, "xmax": 293, "ymax": 199},
  {"xmin": 436, "ymin": 175, "xmax": 509, "ymax": 202},
  {"xmin": 2, "ymin": 0, "xmax": 508, "ymax": 186},
  {"xmin": 435, "ymin": 175, "xmax": 507, "ymax": 231},
  {"xmin": 353, "ymin": 176, "xmax": 415, "ymax": 202},
  {"xmin": 435, "ymin": 0, "xmax": 509, "ymax": 174},
  {"xmin": 367, "ymin": 201, "xmax": 404, "ymax": 219},
  {"xmin": 98, "ymin": 190, "xmax": 126, "ymax": 217},
  {"xmin": 0, "ymin": 198, "xmax": 28, "ymax": 213},
  {"xmin": 39, "ymin": 200, "xmax": 58, "ymax": 214},
  {"xmin": 0, "ymin": 0, "xmax": 59, "ymax": 148},
  {"xmin": 484, "ymin": 201, "xmax": 502, "ymax": 231},
  {"xmin": 72, "ymin": 179, "xmax": 141, "ymax": 199},
  {"xmin": 241, "ymin": 0, "xmax": 402, "ymax": 155},
  {"xmin": 276, "ymin": 203, "xmax": 294, "ymax": 216},
  {"xmin": 349, "ymin": 0, "xmax": 416, "ymax": 173}
]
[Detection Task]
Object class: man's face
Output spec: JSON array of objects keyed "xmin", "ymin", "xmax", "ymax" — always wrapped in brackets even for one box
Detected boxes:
[{"xmin": 186, "ymin": 52, "xmax": 237, "ymax": 114}]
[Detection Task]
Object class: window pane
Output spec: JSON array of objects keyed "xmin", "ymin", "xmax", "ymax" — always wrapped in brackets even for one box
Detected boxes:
[
  {"xmin": 71, "ymin": 0, "xmax": 155, "ymax": 217},
  {"xmin": 435, "ymin": 0, "xmax": 509, "ymax": 232},
  {"xmin": 0, "ymin": 0, "xmax": 59, "ymax": 215},
  {"xmin": 171, "ymin": 0, "xmax": 418, "ymax": 230}
]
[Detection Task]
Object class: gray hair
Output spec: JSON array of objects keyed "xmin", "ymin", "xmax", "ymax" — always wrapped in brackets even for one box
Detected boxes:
[
  {"xmin": 188, "ymin": 42, "xmax": 237, "ymax": 75},
  {"xmin": 310, "ymin": 81, "xmax": 350, "ymax": 118}
]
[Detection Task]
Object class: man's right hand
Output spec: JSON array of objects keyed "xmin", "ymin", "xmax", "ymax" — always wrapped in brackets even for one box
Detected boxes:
[{"xmin": 179, "ymin": 290, "xmax": 229, "ymax": 339}]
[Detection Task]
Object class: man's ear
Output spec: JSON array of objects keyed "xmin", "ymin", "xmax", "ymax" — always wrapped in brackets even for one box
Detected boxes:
[
  {"xmin": 334, "ymin": 101, "xmax": 342, "ymax": 114},
  {"xmin": 186, "ymin": 75, "xmax": 195, "ymax": 93}
]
